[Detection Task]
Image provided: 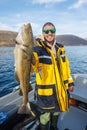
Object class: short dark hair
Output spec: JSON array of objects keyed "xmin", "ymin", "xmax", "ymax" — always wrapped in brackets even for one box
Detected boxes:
[{"xmin": 42, "ymin": 22, "xmax": 56, "ymax": 32}]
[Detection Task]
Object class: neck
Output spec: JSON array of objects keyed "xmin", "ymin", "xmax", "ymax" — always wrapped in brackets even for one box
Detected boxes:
[
  {"xmin": 46, "ymin": 42, "xmax": 53, "ymax": 48},
  {"xmin": 45, "ymin": 40, "xmax": 54, "ymax": 47}
]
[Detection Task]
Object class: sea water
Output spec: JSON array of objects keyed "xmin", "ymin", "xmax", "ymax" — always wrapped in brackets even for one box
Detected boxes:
[{"xmin": 0, "ymin": 46, "xmax": 87, "ymax": 97}]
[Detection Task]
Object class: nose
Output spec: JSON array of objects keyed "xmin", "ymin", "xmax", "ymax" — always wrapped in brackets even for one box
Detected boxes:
[{"xmin": 48, "ymin": 31, "xmax": 52, "ymax": 34}]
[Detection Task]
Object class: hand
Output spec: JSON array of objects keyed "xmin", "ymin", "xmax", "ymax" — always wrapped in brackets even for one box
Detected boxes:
[
  {"xmin": 32, "ymin": 55, "xmax": 36, "ymax": 65},
  {"xmin": 69, "ymin": 86, "xmax": 74, "ymax": 92}
]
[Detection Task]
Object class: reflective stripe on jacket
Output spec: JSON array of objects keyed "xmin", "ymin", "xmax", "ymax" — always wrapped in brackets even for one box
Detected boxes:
[{"xmin": 32, "ymin": 39, "xmax": 74, "ymax": 112}]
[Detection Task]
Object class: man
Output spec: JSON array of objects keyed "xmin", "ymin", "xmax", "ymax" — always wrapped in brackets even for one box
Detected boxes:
[{"xmin": 32, "ymin": 22, "xmax": 74, "ymax": 130}]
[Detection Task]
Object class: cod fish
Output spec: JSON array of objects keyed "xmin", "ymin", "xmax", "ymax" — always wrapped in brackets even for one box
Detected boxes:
[{"xmin": 14, "ymin": 23, "xmax": 35, "ymax": 116}]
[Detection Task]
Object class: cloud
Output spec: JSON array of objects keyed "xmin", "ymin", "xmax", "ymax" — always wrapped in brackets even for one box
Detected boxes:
[
  {"xmin": 56, "ymin": 19, "xmax": 87, "ymax": 38},
  {"xmin": 69, "ymin": 0, "xmax": 87, "ymax": 9},
  {"xmin": 0, "ymin": 21, "xmax": 41, "ymax": 35},
  {"xmin": 82, "ymin": 20, "xmax": 87, "ymax": 24},
  {"xmin": 0, "ymin": 23, "xmax": 15, "ymax": 31},
  {"xmin": 32, "ymin": 0, "xmax": 66, "ymax": 4},
  {"xmin": 15, "ymin": 14, "xmax": 22, "ymax": 19},
  {"xmin": 0, "ymin": 21, "xmax": 25, "ymax": 32},
  {"xmin": 31, "ymin": 22, "xmax": 41, "ymax": 35}
]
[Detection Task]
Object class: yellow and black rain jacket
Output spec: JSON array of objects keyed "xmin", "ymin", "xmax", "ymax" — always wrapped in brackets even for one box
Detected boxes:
[{"xmin": 32, "ymin": 39, "xmax": 74, "ymax": 112}]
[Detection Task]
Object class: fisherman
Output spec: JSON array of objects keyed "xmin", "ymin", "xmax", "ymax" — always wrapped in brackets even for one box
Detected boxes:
[{"xmin": 32, "ymin": 22, "xmax": 74, "ymax": 130}]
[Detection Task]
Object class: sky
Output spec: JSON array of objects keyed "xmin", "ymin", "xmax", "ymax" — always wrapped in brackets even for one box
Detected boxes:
[{"xmin": 0, "ymin": 0, "xmax": 87, "ymax": 38}]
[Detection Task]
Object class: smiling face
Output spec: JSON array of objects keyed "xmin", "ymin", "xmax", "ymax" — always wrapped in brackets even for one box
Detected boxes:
[{"xmin": 42, "ymin": 24, "xmax": 56, "ymax": 45}]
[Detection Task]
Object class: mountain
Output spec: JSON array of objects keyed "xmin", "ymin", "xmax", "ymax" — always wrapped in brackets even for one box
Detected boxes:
[
  {"xmin": 0, "ymin": 30, "xmax": 17, "ymax": 46},
  {"xmin": 56, "ymin": 34, "xmax": 87, "ymax": 46},
  {"xmin": 0, "ymin": 31, "xmax": 87, "ymax": 46}
]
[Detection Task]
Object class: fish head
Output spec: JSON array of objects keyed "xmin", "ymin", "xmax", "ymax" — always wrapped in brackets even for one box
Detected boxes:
[{"xmin": 16, "ymin": 23, "xmax": 34, "ymax": 46}]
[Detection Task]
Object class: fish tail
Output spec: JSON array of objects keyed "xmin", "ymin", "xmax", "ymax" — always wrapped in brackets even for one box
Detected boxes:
[{"xmin": 18, "ymin": 102, "xmax": 35, "ymax": 116}]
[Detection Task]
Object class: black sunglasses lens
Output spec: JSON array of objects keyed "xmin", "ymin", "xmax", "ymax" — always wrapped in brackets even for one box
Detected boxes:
[
  {"xmin": 43, "ymin": 28, "xmax": 56, "ymax": 34},
  {"xmin": 50, "ymin": 28, "xmax": 56, "ymax": 33},
  {"xmin": 43, "ymin": 30, "xmax": 49, "ymax": 34}
]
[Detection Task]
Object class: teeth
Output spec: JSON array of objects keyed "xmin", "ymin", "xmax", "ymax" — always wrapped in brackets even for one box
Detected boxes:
[{"xmin": 48, "ymin": 36, "xmax": 52, "ymax": 39}]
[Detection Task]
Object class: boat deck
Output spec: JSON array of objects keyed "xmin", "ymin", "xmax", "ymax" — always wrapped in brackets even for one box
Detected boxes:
[{"xmin": 0, "ymin": 74, "xmax": 87, "ymax": 130}]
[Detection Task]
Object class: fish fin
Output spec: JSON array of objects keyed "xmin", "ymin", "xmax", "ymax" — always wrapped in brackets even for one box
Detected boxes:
[
  {"xmin": 19, "ymin": 87, "xmax": 23, "ymax": 96},
  {"xmin": 27, "ymin": 103, "xmax": 36, "ymax": 117},
  {"xmin": 29, "ymin": 83, "xmax": 33, "ymax": 92},
  {"xmin": 14, "ymin": 70, "xmax": 19, "ymax": 82},
  {"xmin": 19, "ymin": 83, "xmax": 33, "ymax": 96}
]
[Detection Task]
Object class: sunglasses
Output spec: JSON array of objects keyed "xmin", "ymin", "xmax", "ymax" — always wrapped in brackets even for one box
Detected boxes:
[{"xmin": 43, "ymin": 28, "xmax": 56, "ymax": 34}]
